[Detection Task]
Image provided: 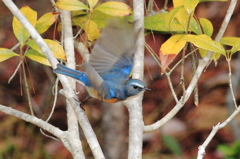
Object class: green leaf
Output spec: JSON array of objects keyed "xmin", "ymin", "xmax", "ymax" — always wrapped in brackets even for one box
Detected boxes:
[
  {"xmin": 25, "ymin": 39, "xmax": 66, "ymax": 60},
  {"xmin": 35, "ymin": 12, "xmax": 59, "ymax": 34},
  {"xmin": 90, "ymin": 10, "xmax": 113, "ymax": 28},
  {"xmin": 0, "ymin": 48, "xmax": 19, "ymax": 62},
  {"xmin": 232, "ymin": 141, "xmax": 240, "ymax": 152},
  {"xmin": 12, "ymin": 6, "xmax": 37, "ymax": 46},
  {"xmin": 144, "ymin": 13, "xmax": 185, "ymax": 33},
  {"xmin": 95, "ymin": 1, "xmax": 132, "ymax": 16},
  {"xmin": 217, "ymin": 145, "xmax": 236, "ymax": 156},
  {"xmin": 25, "ymin": 49, "xmax": 51, "ymax": 66},
  {"xmin": 189, "ymin": 17, "xmax": 202, "ymax": 35},
  {"xmin": 189, "ymin": 18, "xmax": 213, "ymax": 36},
  {"xmin": 180, "ymin": 34, "xmax": 225, "ymax": 54},
  {"xmin": 183, "ymin": 0, "xmax": 199, "ymax": 14},
  {"xmin": 199, "ymin": 18, "xmax": 213, "ymax": 36},
  {"xmin": 55, "ymin": 0, "xmax": 89, "ymax": 11},
  {"xmin": 165, "ymin": 6, "xmax": 184, "ymax": 31},
  {"xmin": 87, "ymin": 0, "xmax": 98, "ymax": 9},
  {"xmin": 221, "ymin": 37, "xmax": 240, "ymax": 55},
  {"xmin": 162, "ymin": 135, "xmax": 182, "ymax": 156}
]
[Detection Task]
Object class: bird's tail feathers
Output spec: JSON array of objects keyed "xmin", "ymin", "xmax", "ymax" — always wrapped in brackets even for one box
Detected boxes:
[{"xmin": 53, "ymin": 64, "xmax": 84, "ymax": 80}]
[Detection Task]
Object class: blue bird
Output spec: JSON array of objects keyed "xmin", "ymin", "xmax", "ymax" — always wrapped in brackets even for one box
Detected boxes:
[{"xmin": 53, "ymin": 19, "xmax": 149, "ymax": 103}]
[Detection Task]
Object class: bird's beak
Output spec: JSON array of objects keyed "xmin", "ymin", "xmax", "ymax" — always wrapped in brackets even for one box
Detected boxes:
[{"xmin": 144, "ymin": 87, "xmax": 151, "ymax": 91}]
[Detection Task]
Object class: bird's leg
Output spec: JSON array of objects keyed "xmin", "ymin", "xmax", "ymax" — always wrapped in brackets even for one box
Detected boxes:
[
  {"xmin": 79, "ymin": 95, "xmax": 92, "ymax": 110},
  {"xmin": 71, "ymin": 96, "xmax": 85, "ymax": 111},
  {"xmin": 81, "ymin": 95, "xmax": 92, "ymax": 103}
]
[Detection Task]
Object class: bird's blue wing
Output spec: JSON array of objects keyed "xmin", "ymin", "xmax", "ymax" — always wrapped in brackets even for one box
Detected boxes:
[
  {"xmin": 81, "ymin": 19, "xmax": 138, "ymax": 100},
  {"xmin": 89, "ymin": 18, "xmax": 136, "ymax": 81}
]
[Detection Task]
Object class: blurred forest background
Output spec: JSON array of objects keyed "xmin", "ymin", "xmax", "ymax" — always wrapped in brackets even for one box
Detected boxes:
[{"xmin": 0, "ymin": 0, "xmax": 240, "ymax": 159}]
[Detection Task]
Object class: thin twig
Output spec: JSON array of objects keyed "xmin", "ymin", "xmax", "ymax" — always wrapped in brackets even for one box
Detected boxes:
[
  {"xmin": 197, "ymin": 0, "xmax": 238, "ymax": 158},
  {"xmin": 167, "ymin": 48, "xmax": 198, "ymax": 74},
  {"xmin": 227, "ymin": 59, "xmax": 238, "ymax": 108},
  {"xmin": 190, "ymin": 45, "xmax": 199, "ymax": 106},
  {"xmin": 198, "ymin": 106, "xmax": 240, "ymax": 159},
  {"xmin": 226, "ymin": 51, "xmax": 240, "ymax": 140},
  {"xmin": 39, "ymin": 78, "xmax": 60, "ymax": 141},
  {"xmin": 180, "ymin": 44, "xmax": 187, "ymax": 93},
  {"xmin": 22, "ymin": 61, "xmax": 34, "ymax": 116},
  {"xmin": 8, "ymin": 60, "xmax": 22, "ymax": 83}
]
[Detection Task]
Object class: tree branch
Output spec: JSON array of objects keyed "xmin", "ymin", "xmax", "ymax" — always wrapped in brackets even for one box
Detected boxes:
[
  {"xmin": 0, "ymin": 104, "xmax": 66, "ymax": 143},
  {"xmin": 124, "ymin": 0, "xmax": 145, "ymax": 159},
  {"xmin": 144, "ymin": 0, "xmax": 236, "ymax": 132},
  {"xmin": 197, "ymin": 0, "xmax": 238, "ymax": 158},
  {"xmin": 2, "ymin": 1, "xmax": 104, "ymax": 158}
]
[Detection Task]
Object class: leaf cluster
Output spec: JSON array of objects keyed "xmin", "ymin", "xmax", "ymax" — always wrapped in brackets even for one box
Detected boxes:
[
  {"xmin": 145, "ymin": 0, "xmax": 239, "ymax": 72},
  {"xmin": 0, "ymin": 0, "xmax": 132, "ymax": 66}
]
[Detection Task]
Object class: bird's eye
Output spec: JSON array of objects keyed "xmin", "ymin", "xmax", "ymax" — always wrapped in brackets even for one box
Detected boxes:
[{"xmin": 133, "ymin": 85, "xmax": 138, "ymax": 89}]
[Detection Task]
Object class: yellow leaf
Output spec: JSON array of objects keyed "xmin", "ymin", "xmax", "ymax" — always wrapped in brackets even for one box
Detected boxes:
[
  {"xmin": 84, "ymin": 20, "xmax": 100, "ymax": 41},
  {"xmin": 160, "ymin": 34, "xmax": 186, "ymax": 55},
  {"xmin": 88, "ymin": 0, "xmax": 98, "ymax": 9},
  {"xmin": 12, "ymin": 6, "xmax": 37, "ymax": 46},
  {"xmin": 174, "ymin": 7, "xmax": 189, "ymax": 31},
  {"xmin": 198, "ymin": 48, "xmax": 207, "ymax": 58},
  {"xmin": 221, "ymin": 37, "xmax": 240, "ymax": 55},
  {"xmin": 173, "ymin": 0, "xmax": 183, "ymax": 7},
  {"xmin": 72, "ymin": 10, "xmax": 87, "ymax": 17},
  {"xmin": 73, "ymin": 17, "xmax": 100, "ymax": 41},
  {"xmin": 183, "ymin": 0, "xmax": 199, "ymax": 14},
  {"xmin": 0, "ymin": 48, "xmax": 19, "ymax": 62},
  {"xmin": 25, "ymin": 49, "xmax": 51, "ymax": 66},
  {"xmin": 199, "ymin": 18, "xmax": 213, "ymax": 37},
  {"xmin": 35, "ymin": 12, "xmax": 59, "ymax": 34},
  {"xmin": 165, "ymin": 6, "xmax": 184, "ymax": 31},
  {"xmin": 211, "ymin": 52, "xmax": 221, "ymax": 62},
  {"xmin": 144, "ymin": 13, "xmax": 184, "ymax": 33},
  {"xmin": 181, "ymin": 34, "xmax": 225, "ymax": 54},
  {"xmin": 199, "ymin": 48, "xmax": 221, "ymax": 61},
  {"xmin": 72, "ymin": 16, "xmax": 87, "ymax": 26},
  {"xmin": 25, "ymin": 39, "xmax": 66, "ymax": 60},
  {"xmin": 220, "ymin": 37, "xmax": 240, "ymax": 47},
  {"xmin": 95, "ymin": 1, "xmax": 132, "ymax": 16},
  {"xmin": 55, "ymin": 0, "xmax": 89, "ymax": 11}
]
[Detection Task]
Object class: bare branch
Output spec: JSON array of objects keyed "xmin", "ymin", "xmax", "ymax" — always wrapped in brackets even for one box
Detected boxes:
[
  {"xmin": 124, "ymin": 0, "xmax": 145, "ymax": 159},
  {"xmin": 60, "ymin": 9, "xmax": 85, "ymax": 158},
  {"xmin": 197, "ymin": 0, "xmax": 238, "ymax": 157},
  {"xmin": 0, "ymin": 104, "xmax": 65, "ymax": 140},
  {"xmin": 144, "ymin": 0, "xmax": 237, "ymax": 133},
  {"xmin": 2, "ymin": 1, "xmax": 104, "ymax": 158}
]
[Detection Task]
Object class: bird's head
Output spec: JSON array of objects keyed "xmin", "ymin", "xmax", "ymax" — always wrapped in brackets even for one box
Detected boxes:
[{"xmin": 125, "ymin": 79, "xmax": 150, "ymax": 97}]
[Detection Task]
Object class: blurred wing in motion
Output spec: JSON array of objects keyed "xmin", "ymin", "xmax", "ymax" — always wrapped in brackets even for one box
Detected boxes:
[{"xmin": 89, "ymin": 18, "xmax": 137, "ymax": 81}]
